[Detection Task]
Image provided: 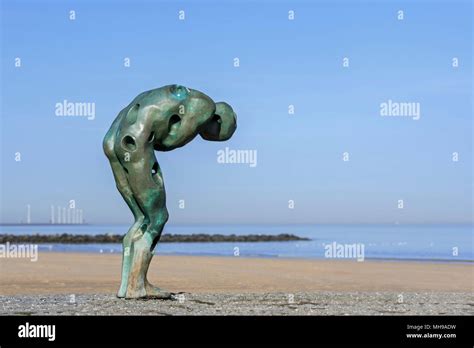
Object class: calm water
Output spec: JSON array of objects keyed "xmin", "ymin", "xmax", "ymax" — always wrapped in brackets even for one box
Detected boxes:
[{"xmin": 0, "ymin": 224, "xmax": 472, "ymax": 262}]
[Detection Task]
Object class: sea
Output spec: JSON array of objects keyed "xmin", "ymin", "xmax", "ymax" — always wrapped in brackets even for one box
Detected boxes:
[{"xmin": 0, "ymin": 224, "xmax": 472, "ymax": 263}]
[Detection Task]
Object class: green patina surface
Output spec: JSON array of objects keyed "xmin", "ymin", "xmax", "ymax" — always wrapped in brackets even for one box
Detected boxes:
[{"xmin": 103, "ymin": 85, "xmax": 237, "ymax": 299}]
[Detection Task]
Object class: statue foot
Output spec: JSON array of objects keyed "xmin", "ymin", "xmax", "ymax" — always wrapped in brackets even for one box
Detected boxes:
[
  {"xmin": 122, "ymin": 282, "xmax": 171, "ymax": 299},
  {"xmin": 145, "ymin": 280, "xmax": 172, "ymax": 299},
  {"xmin": 121, "ymin": 286, "xmax": 146, "ymax": 299}
]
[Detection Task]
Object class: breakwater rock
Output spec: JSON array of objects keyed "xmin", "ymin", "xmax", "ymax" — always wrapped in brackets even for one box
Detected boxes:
[{"xmin": 0, "ymin": 233, "xmax": 310, "ymax": 244}]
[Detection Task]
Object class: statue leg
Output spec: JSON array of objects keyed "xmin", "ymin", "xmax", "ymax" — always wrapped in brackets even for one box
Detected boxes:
[
  {"xmin": 121, "ymin": 150, "xmax": 171, "ymax": 299},
  {"xmin": 115, "ymin": 177, "xmax": 147, "ymax": 298},
  {"xmin": 103, "ymin": 128, "xmax": 147, "ymax": 298}
]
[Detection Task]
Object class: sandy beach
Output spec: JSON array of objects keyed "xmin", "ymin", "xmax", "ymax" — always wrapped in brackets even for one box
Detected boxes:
[
  {"xmin": 1, "ymin": 252, "xmax": 472, "ymax": 294},
  {"xmin": 0, "ymin": 253, "xmax": 472, "ymax": 315}
]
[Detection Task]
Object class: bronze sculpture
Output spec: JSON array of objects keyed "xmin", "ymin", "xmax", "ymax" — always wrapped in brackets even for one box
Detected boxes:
[{"xmin": 103, "ymin": 85, "xmax": 237, "ymax": 298}]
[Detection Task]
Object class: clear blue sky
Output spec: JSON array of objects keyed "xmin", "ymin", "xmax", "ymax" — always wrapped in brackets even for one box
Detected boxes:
[{"xmin": 1, "ymin": 0, "xmax": 472, "ymax": 224}]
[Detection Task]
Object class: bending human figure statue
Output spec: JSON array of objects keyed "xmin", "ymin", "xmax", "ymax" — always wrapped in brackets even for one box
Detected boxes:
[{"xmin": 103, "ymin": 85, "xmax": 237, "ymax": 299}]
